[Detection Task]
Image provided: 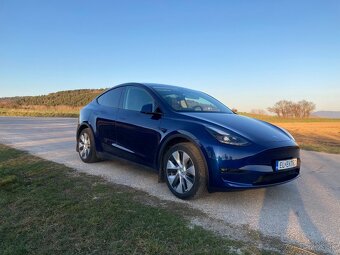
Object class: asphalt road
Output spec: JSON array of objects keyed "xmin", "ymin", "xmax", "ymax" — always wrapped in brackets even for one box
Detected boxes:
[{"xmin": 0, "ymin": 117, "xmax": 339, "ymax": 254}]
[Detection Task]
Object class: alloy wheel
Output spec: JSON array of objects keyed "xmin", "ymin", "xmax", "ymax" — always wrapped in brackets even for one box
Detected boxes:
[
  {"xmin": 79, "ymin": 132, "xmax": 91, "ymax": 160},
  {"xmin": 166, "ymin": 150, "xmax": 195, "ymax": 194}
]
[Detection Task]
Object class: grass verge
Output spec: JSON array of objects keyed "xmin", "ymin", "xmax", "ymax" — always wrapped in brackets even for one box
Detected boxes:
[{"xmin": 0, "ymin": 144, "xmax": 273, "ymax": 255}]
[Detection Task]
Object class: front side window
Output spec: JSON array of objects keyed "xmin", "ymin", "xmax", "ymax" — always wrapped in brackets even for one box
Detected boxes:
[
  {"xmin": 97, "ymin": 87, "xmax": 123, "ymax": 108},
  {"xmin": 123, "ymin": 87, "xmax": 155, "ymax": 112},
  {"xmin": 153, "ymin": 87, "xmax": 232, "ymax": 113}
]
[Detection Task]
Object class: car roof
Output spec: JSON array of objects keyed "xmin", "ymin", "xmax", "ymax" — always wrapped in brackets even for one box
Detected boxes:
[{"xmin": 117, "ymin": 82, "xmax": 188, "ymax": 90}]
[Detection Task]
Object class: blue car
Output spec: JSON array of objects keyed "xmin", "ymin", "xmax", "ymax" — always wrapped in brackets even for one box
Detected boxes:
[{"xmin": 77, "ymin": 83, "xmax": 300, "ymax": 199}]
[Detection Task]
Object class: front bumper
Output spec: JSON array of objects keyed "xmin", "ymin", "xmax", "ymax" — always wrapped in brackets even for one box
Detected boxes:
[{"xmin": 205, "ymin": 142, "xmax": 301, "ymax": 191}]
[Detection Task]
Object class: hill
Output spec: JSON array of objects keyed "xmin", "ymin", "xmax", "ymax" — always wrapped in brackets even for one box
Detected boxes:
[
  {"xmin": 0, "ymin": 89, "xmax": 106, "ymax": 108},
  {"xmin": 312, "ymin": 111, "xmax": 340, "ymax": 119}
]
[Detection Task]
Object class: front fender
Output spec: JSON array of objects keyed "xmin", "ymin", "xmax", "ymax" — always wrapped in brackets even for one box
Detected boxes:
[{"xmin": 156, "ymin": 130, "xmax": 211, "ymax": 189}]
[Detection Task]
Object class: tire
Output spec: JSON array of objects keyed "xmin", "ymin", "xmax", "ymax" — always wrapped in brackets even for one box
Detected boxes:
[
  {"xmin": 163, "ymin": 142, "xmax": 207, "ymax": 199},
  {"xmin": 77, "ymin": 128, "xmax": 98, "ymax": 163}
]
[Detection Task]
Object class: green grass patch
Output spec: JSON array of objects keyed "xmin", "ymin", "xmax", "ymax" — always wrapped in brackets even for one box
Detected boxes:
[
  {"xmin": 299, "ymin": 144, "xmax": 340, "ymax": 154},
  {"xmin": 0, "ymin": 175, "xmax": 17, "ymax": 187},
  {"xmin": 0, "ymin": 144, "xmax": 273, "ymax": 255}
]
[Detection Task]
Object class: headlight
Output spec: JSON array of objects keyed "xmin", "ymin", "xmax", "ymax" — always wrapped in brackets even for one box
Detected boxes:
[{"xmin": 206, "ymin": 126, "xmax": 249, "ymax": 146}]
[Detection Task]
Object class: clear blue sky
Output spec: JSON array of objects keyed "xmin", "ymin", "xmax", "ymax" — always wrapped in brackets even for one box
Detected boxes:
[{"xmin": 0, "ymin": 0, "xmax": 339, "ymax": 111}]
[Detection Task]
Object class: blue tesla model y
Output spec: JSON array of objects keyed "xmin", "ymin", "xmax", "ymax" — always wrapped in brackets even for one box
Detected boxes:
[{"xmin": 76, "ymin": 83, "xmax": 300, "ymax": 199}]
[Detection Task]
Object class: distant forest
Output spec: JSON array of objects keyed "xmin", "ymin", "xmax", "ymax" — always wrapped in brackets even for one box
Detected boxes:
[{"xmin": 0, "ymin": 89, "xmax": 106, "ymax": 108}]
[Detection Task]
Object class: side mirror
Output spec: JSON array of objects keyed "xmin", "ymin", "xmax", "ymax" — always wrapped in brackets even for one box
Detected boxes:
[
  {"xmin": 141, "ymin": 103, "xmax": 154, "ymax": 114},
  {"xmin": 141, "ymin": 104, "xmax": 163, "ymax": 117}
]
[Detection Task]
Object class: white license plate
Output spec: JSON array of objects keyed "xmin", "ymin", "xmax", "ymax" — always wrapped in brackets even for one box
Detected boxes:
[{"xmin": 276, "ymin": 158, "xmax": 298, "ymax": 170}]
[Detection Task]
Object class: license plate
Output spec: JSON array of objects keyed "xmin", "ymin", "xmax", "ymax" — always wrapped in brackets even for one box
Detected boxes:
[{"xmin": 276, "ymin": 158, "xmax": 298, "ymax": 170}]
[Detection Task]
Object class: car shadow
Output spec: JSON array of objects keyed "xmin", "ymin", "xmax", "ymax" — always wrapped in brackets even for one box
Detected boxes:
[{"xmin": 257, "ymin": 183, "xmax": 332, "ymax": 254}]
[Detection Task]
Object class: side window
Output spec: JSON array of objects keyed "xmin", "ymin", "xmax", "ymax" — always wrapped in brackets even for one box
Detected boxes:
[
  {"xmin": 123, "ymin": 87, "xmax": 154, "ymax": 112},
  {"xmin": 97, "ymin": 87, "xmax": 123, "ymax": 108}
]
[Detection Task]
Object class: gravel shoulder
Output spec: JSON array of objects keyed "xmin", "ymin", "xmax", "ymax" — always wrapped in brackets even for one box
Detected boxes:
[{"xmin": 0, "ymin": 116, "xmax": 339, "ymax": 254}]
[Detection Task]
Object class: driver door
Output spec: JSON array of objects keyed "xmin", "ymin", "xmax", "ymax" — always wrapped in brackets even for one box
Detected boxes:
[{"xmin": 115, "ymin": 86, "xmax": 162, "ymax": 167}]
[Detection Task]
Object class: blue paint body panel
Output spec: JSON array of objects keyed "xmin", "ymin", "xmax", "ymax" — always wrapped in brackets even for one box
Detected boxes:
[{"xmin": 77, "ymin": 83, "xmax": 300, "ymax": 190}]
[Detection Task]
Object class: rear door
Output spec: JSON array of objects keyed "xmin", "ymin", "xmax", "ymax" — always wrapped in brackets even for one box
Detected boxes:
[
  {"xmin": 96, "ymin": 87, "xmax": 124, "ymax": 153},
  {"xmin": 115, "ymin": 86, "xmax": 162, "ymax": 166}
]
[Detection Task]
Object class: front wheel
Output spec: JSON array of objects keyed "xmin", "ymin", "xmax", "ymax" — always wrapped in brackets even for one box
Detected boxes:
[{"xmin": 164, "ymin": 142, "xmax": 207, "ymax": 199}]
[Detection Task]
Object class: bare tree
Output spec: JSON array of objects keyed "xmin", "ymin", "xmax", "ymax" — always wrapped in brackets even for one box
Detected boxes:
[
  {"xmin": 268, "ymin": 100, "xmax": 293, "ymax": 118},
  {"xmin": 291, "ymin": 102, "xmax": 302, "ymax": 118},
  {"xmin": 298, "ymin": 100, "xmax": 316, "ymax": 118},
  {"xmin": 268, "ymin": 100, "xmax": 315, "ymax": 118},
  {"xmin": 268, "ymin": 102, "xmax": 282, "ymax": 117}
]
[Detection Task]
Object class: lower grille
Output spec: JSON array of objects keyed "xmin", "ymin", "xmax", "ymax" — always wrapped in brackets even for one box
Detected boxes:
[{"xmin": 253, "ymin": 169, "xmax": 300, "ymax": 185}]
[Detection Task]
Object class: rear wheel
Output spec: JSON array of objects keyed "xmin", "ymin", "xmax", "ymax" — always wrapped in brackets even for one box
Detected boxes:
[
  {"xmin": 78, "ymin": 128, "xmax": 98, "ymax": 163},
  {"xmin": 164, "ymin": 142, "xmax": 207, "ymax": 199}
]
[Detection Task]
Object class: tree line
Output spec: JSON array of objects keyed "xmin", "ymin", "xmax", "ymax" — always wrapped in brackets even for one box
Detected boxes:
[
  {"xmin": 268, "ymin": 100, "xmax": 315, "ymax": 118},
  {"xmin": 0, "ymin": 89, "xmax": 106, "ymax": 108}
]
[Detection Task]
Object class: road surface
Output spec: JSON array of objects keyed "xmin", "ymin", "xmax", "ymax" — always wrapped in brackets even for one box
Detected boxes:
[{"xmin": 0, "ymin": 117, "xmax": 339, "ymax": 254}]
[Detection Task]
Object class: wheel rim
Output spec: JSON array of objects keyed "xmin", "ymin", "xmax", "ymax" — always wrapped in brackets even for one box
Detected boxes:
[
  {"xmin": 79, "ymin": 133, "xmax": 91, "ymax": 159},
  {"xmin": 166, "ymin": 150, "xmax": 195, "ymax": 194}
]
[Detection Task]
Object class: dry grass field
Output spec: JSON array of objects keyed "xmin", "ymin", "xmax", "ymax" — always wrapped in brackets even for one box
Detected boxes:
[
  {"xmin": 0, "ymin": 105, "xmax": 80, "ymax": 117},
  {"xmin": 272, "ymin": 121, "xmax": 340, "ymax": 154},
  {"xmin": 241, "ymin": 113, "xmax": 340, "ymax": 154}
]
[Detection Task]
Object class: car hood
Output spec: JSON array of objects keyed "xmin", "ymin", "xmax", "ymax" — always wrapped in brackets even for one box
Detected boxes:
[{"xmin": 180, "ymin": 113, "xmax": 291, "ymax": 143}]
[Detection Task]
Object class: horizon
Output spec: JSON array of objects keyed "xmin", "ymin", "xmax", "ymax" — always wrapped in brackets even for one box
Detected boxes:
[
  {"xmin": 1, "ymin": 0, "xmax": 339, "ymax": 111},
  {"xmin": 2, "ymin": 86, "xmax": 340, "ymax": 114}
]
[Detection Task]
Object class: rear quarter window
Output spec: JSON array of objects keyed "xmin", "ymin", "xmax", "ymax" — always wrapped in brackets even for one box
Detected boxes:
[{"xmin": 97, "ymin": 87, "xmax": 123, "ymax": 108}]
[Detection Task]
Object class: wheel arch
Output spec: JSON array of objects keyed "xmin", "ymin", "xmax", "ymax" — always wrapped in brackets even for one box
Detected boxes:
[
  {"xmin": 157, "ymin": 132, "xmax": 209, "ymax": 186},
  {"xmin": 76, "ymin": 122, "xmax": 96, "ymax": 152}
]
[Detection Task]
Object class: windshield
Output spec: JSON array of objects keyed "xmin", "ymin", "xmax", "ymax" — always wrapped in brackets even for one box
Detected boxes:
[{"xmin": 153, "ymin": 86, "xmax": 233, "ymax": 113}]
